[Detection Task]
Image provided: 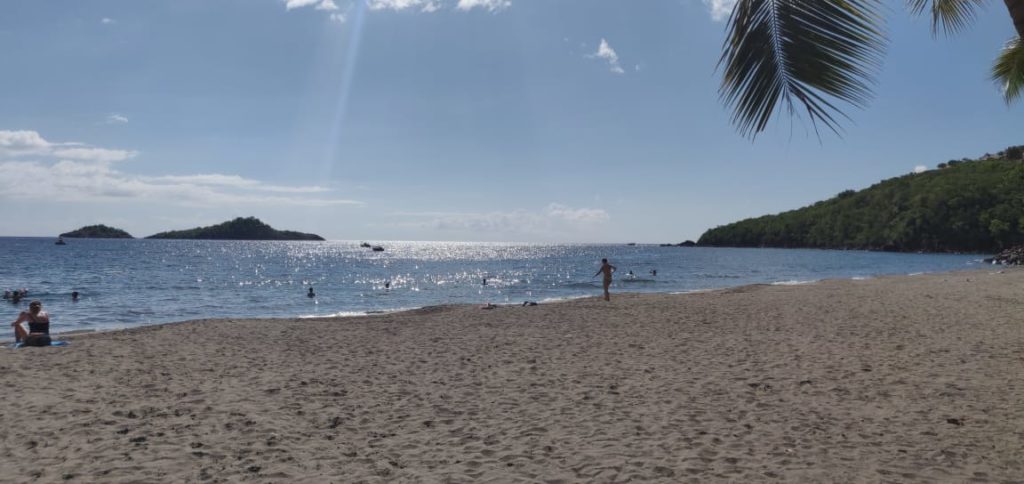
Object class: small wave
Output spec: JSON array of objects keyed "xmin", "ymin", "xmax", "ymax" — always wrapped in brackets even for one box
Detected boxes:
[
  {"xmin": 298, "ymin": 307, "xmax": 421, "ymax": 318},
  {"xmin": 851, "ymin": 276, "xmax": 871, "ymax": 281},
  {"xmin": 908, "ymin": 272, "xmax": 925, "ymax": 276},
  {"xmin": 538, "ymin": 294, "xmax": 592, "ymax": 304},
  {"xmin": 770, "ymin": 280, "xmax": 817, "ymax": 286},
  {"xmin": 669, "ymin": 288, "xmax": 717, "ymax": 295},
  {"xmin": 695, "ymin": 273, "xmax": 742, "ymax": 279},
  {"xmin": 565, "ymin": 282, "xmax": 600, "ymax": 289}
]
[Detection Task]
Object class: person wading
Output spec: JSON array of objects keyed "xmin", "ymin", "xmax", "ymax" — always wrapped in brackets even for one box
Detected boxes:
[{"xmin": 593, "ymin": 258, "xmax": 617, "ymax": 302}]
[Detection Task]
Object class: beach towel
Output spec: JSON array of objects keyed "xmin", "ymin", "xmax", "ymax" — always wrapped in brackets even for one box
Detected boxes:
[{"xmin": 8, "ymin": 341, "xmax": 68, "ymax": 349}]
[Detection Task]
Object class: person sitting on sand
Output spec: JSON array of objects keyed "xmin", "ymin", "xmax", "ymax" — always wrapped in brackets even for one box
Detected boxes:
[
  {"xmin": 593, "ymin": 258, "xmax": 617, "ymax": 301},
  {"xmin": 12, "ymin": 300, "xmax": 51, "ymax": 346}
]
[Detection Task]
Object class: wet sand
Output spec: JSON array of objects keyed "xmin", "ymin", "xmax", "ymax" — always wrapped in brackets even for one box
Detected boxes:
[{"xmin": 1, "ymin": 269, "xmax": 1022, "ymax": 482}]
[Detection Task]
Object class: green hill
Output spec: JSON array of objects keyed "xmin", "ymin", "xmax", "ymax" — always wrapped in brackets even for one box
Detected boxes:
[
  {"xmin": 146, "ymin": 217, "xmax": 324, "ymax": 241},
  {"xmin": 60, "ymin": 224, "xmax": 133, "ymax": 239},
  {"xmin": 698, "ymin": 158, "xmax": 1024, "ymax": 253}
]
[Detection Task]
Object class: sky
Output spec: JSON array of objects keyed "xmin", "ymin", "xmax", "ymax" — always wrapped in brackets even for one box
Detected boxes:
[{"xmin": 0, "ymin": 0, "xmax": 1020, "ymax": 243}]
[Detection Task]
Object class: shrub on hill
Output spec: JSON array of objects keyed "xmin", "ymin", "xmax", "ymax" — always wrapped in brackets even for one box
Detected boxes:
[
  {"xmin": 698, "ymin": 159, "xmax": 1024, "ymax": 253},
  {"xmin": 60, "ymin": 224, "xmax": 133, "ymax": 238},
  {"xmin": 146, "ymin": 217, "xmax": 324, "ymax": 241}
]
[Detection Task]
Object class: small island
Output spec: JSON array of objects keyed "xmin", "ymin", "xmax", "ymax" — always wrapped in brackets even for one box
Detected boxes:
[
  {"xmin": 660, "ymin": 240, "xmax": 697, "ymax": 247},
  {"xmin": 145, "ymin": 217, "xmax": 324, "ymax": 241},
  {"xmin": 60, "ymin": 224, "xmax": 134, "ymax": 239}
]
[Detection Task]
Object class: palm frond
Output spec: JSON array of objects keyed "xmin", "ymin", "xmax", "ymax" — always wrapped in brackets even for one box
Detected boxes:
[
  {"xmin": 907, "ymin": 0, "xmax": 987, "ymax": 36},
  {"xmin": 718, "ymin": 0, "xmax": 886, "ymax": 138},
  {"xmin": 992, "ymin": 36, "xmax": 1024, "ymax": 103}
]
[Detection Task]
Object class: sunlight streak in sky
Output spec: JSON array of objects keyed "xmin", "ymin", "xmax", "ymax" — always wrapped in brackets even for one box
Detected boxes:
[{"xmin": 322, "ymin": 0, "xmax": 368, "ymax": 182}]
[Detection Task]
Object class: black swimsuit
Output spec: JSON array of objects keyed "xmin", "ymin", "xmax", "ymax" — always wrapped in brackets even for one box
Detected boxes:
[{"xmin": 27, "ymin": 313, "xmax": 49, "ymax": 334}]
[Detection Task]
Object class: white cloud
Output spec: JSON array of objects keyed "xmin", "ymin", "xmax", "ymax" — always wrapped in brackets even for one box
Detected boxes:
[
  {"xmin": 286, "ymin": 0, "xmax": 510, "ymax": 17},
  {"xmin": 53, "ymin": 147, "xmax": 138, "ymax": 163},
  {"xmin": 703, "ymin": 0, "xmax": 737, "ymax": 22},
  {"xmin": 543, "ymin": 203, "xmax": 609, "ymax": 224},
  {"xmin": 589, "ymin": 38, "xmax": 625, "ymax": 75},
  {"xmin": 284, "ymin": 0, "xmax": 345, "ymax": 20},
  {"xmin": 396, "ymin": 203, "xmax": 609, "ymax": 236},
  {"xmin": 913, "ymin": 165, "xmax": 928, "ymax": 174},
  {"xmin": 0, "ymin": 130, "xmax": 361, "ymax": 208},
  {"xmin": 0, "ymin": 130, "xmax": 51, "ymax": 155},
  {"xmin": 140, "ymin": 174, "xmax": 331, "ymax": 194},
  {"xmin": 107, "ymin": 113, "xmax": 129, "ymax": 124},
  {"xmin": 284, "ymin": 0, "xmax": 321, "ymax": 9},
  {"xmin": 0, "ymin": 130, "xmax": 135, "ymax": 161},
  {"xmin": 101, "ymin": 17, "xmax": 115, "ymax": 24},
  {"xmin": 456, "ymin": 0, "xmax": 511, "ymax": 12},
  {"xmin": 367, "ymin": 0, "xmax": 437, "ymax": 11}
]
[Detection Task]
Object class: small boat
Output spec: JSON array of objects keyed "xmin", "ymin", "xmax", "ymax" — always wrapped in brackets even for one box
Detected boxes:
[
  {"xmin": 55, "ymin": 237, "xmax": 67, "ymax": 245},
  {"xmin": 371, "ymin": 245, "xmax": 385, "ymax": 252},
  {"xmin": 359, "ymin": 242, "xmax": 371, "ymax": 248}
]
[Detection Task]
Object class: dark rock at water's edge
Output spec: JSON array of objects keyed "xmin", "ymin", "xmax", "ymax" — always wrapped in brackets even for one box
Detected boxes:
[
  {"xmin": 660, "ymin": 240, "xmax": 697, "ymax": 247},
  {"xmin": 60, "ymin": 224, "xmax": 134, "ymax": 239},
  {"xmin": 985, "ymin": 245, "xmax": 1024, "ymax": 265},
  {"xmin": 145, "ymin": 217, "xmax": 324, "ymax": 241}
]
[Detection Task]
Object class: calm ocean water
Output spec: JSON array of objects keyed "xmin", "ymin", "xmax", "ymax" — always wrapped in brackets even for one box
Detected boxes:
[{"xmin": 0, "ymin": 238, "xmax": 984, "ymax": 336}]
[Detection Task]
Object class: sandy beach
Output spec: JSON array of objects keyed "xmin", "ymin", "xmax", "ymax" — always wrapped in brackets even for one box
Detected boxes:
[{"xmin": 1, "ymin": 269, "xmax": 1023, "ymax": 482}]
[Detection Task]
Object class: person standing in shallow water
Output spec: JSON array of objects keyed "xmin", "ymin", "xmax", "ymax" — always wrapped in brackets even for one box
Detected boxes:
[{"xmin": 593, "ymin": 258, "xmax": 617, "ymax": 301}]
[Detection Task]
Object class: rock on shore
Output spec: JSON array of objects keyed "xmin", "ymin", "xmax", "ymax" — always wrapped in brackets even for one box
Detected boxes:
[{"xmin": 986, "ymin": 245, "xmax": 1024, "ymax": 265}]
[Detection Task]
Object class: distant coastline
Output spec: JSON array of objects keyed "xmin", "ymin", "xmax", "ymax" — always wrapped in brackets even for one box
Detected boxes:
[
  {"xmin": 58, "ymin": 217, "xmax": 323, "ymax": 241},
  {"xmin": 698, "ymin": 156, "xmax": 1024, "ymax": 254}
]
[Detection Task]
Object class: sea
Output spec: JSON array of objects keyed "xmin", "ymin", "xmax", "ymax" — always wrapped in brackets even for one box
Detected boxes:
[{"xmin": 0, "ymin": 238, "xmax": 986, "ymax": 337}]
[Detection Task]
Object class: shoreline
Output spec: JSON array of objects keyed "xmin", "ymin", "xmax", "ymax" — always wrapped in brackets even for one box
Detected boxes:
[
  {"xmin": 3, "ymin": 268, "xmax": 1021, "ymax": 481},
  {"xmin": 29, "ymin": 266, "xmax": 997, "ymax": 341}
]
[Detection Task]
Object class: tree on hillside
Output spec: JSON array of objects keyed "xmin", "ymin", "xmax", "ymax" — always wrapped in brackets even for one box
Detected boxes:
[
  {"xmin": 1006, "ymin": 145, "xmax": 1024, "ymax": 159},
  {"xmin": 697, "ymin": 159, "xmax": 1024, "ymax": 252},
  {"xmin": 718, "ymin": 0, "xmax": 1024, "ymax": 138}
]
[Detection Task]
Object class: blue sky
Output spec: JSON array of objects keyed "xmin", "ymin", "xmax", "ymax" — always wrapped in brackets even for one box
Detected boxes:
[{"xmin": 0, "ymin": 0, "xmax": 1019, "ymax": 242}]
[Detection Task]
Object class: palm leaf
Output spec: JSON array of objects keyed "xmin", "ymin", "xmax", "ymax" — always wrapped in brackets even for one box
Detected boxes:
[
  {"xmin": 907, "ymin": 0, "xmax": 988, "ymax": 35},
  {"xmin": 719, "ymin": 0, "xmax": 886, "ymax": 138},
  {"xmin": 993, "ymin": 36, "xmax": 1024, "ymax": 103}
]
